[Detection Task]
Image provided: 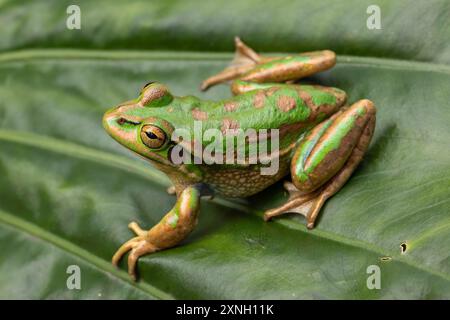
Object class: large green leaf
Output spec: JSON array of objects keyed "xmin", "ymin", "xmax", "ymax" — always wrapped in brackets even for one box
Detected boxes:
[
  {"xmin": 0, "ymin": 0, "xmax": 449, "ymax": 299},
  {"xmin": 1, "ymin": 0, "xmax": 450, "ymax": 64}
]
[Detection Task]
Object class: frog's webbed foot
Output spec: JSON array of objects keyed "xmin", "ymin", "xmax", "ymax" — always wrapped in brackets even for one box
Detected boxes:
[
  {"xmin": 200, "ymin": 37, "xmax": 261, "ymax": 91},
  {"xmin": 264, "ymin": 181, "xmax": 345, "ymax": 229},
  {"xmin": 112, "ymin": 221, "xmax": 157, "ymax": 281},
  {"xmin": 263, "ymin": 185, "xmax": 321, "ymax": 228}
]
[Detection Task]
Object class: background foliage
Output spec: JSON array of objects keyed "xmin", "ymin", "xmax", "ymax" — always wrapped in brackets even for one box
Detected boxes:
[{"xmin": 0, "ymin": 0, "xmax": 449, "ymax": 299}]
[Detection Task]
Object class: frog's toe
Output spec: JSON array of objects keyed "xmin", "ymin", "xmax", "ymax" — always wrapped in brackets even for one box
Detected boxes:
[
  {"xmin": 112, "ymin": 236, "xmax": 142, "ymax": 267},
  {"xmin": 263, "ymin": 191, "xmax": 319, "ymax": 222},
  {"xmin": 128, "ymin": 221, "xmax": 147, "ymax": 236},
  {"xmin": 127, "ymin": 240, "xmax": 158, "ymax": 281},
  {"xmin": 112, "ymin": 235, "xmax": 158, "ymax": 280},
  {"xmin": 263, "ymin": 188, "xmax": 338, "ymax": 229}
]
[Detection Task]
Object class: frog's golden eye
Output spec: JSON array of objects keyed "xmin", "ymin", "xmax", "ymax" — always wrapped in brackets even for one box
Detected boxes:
[{"xmin": 140, "ymin": 125, "xmax": 167, "ymax": 149}]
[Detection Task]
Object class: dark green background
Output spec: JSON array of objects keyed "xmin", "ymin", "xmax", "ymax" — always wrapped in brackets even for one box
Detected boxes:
[{"xmin": 0, "ymin": 0, "xmax": 449, "ymax": 299}]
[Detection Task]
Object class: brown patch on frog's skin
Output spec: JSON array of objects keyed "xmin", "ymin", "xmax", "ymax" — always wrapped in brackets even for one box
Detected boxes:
[
  {"xmin": 253, "ymin": 91, "xmax": 266, "ymax": 109},
  {"xmin": 224, "ymin": 101, "xmax": 239, "ymax": 112},
  {"xmin": 297, "ymin": 90, "xmax": 314, "ymax": 108},
  {"xmin": 221, "ymin": 118, "xmax": 240, "ymax": 134},
  {"xmin": 277, "ymin": 96, "xmax": 296, "ymax": 112},
  {"xmin": 191, "ymin": 108, "xmax": 208, "ymax": 120},
  {"xmin": 266, "ymin": 87, "xmax": 279, "ymax": 96},
  {"xmin": 296, "ymin": 88, "xmax": 346, "ymax": 123}
]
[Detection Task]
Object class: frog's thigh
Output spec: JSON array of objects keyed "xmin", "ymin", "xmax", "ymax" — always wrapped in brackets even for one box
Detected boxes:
[
  {"xmin": 291, "ymin": 99, "xmax": 376, "ymax": 193},
  {"xmin": 264, "ymin": 99, "xmax": 376, "ymax": 228}
]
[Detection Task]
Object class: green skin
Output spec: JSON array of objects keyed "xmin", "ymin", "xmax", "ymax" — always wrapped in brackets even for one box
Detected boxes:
[{"xmin": 103, "ymin": 38, "xmax": 376, "ymax": 280}]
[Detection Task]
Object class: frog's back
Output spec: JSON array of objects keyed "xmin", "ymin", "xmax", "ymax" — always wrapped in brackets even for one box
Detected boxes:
[
  {"xmin": 158, "ymin": 84, "xmax": 347, "ymax": 198},
  {"xmin": 203, "ymin": 84, "xmax": 347, "ymax": 134}
]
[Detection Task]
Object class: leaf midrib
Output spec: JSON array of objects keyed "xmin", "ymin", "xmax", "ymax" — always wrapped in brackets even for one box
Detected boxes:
[
  {"xmin": 1, "ymin": 129, "xmax": 449, "ymax": 283},
  {"xmin": 1, "ymin": 49, "xmax": 450, "ymax": 76}
]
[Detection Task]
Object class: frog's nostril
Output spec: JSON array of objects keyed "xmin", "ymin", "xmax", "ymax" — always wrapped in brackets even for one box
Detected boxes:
[{"xmin": 115, "ymin": 116, "xmax": 141, "ymax": 126}]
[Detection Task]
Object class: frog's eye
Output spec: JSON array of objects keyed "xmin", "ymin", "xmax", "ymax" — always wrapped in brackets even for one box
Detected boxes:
[
  {"xmin": 140, "ymin": 82, "xmax": 173, "ymax": 107},
  {"xmin": 140, "ymin": 81, "xmax": 155, "ymax": 94},
  {"xmin": 140, "ymin": 125, "xmax": 167, "ymax": 149}
]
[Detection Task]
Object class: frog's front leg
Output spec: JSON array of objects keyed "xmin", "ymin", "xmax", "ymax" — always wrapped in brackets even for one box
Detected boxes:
[
  {"xmin": 112, "ymin": 185, "xmax": 202, "ymax": 280},
  {"xmin": 264, "ymin": 99, "xmax": 376, "ymax": 229}
]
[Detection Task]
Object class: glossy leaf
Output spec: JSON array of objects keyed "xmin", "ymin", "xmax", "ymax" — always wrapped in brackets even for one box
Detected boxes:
[
  {"xmin": 1, "ymin": 0, "xmax": 450, "ymax": 64},
  {"xmin": 0, "ymin": 0, "xmax": 449, "ymax": 299}
]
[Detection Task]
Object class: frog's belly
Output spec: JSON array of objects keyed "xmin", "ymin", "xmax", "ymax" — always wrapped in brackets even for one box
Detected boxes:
[{"xmin": 202, "ymin": 159, "xmax": 290, "ymax": 198}]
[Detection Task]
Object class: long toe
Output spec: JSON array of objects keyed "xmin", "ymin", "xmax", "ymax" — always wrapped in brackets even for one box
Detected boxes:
[{"xmin": 111, "ymin": 236, "xmax": 141, "ymax": 266}]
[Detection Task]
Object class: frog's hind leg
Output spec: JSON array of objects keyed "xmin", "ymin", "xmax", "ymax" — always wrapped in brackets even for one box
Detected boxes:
[
  {"xmin": 264, "ymin": 99, "xmax": 376, "ymax": 229},
  {"xmin": 227, "ymin": 49, "xmax": 336, "ymax": 95},
  {"xmin": 200, "ymin": 37, "xmax": 262, "ymax": 91},
  {"xmin": 233, "ymin": 50, "xmax": 336, "ymax": 90}
]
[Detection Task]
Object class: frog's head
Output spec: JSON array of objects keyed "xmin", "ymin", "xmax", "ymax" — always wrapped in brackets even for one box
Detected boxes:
[{"xmin": 103, "ymin": 82, "xmax": 178, "ymax": 169}]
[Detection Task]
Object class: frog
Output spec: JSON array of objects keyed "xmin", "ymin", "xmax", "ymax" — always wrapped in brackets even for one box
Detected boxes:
[{"xmin": 102, "ymin": 37, "xmax": 376, "ymax": 280}]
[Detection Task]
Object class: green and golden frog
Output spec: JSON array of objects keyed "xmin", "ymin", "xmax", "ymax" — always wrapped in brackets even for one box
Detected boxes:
[{"xmin": 103, "ymin": 38, "xmax": 376, "ymax": 280}]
